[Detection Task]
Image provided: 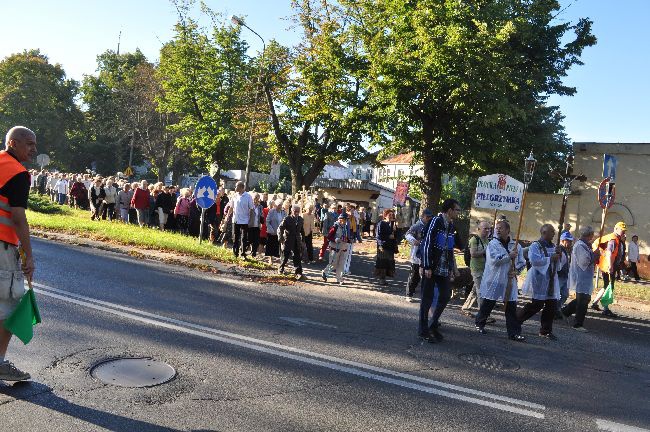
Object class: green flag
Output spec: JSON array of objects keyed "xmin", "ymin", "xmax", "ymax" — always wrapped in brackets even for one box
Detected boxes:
[
  {"xmin": 600, "ymin": 284, "xmax": 614, "ymax": 308},
  {"xmin": 3, "ymin": 289, "xmax": 41, "ymax": 344}
]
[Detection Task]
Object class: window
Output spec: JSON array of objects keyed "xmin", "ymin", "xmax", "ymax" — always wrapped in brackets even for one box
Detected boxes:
[{"xmin": 398, "ymin": 169, "xmax": 404, "ymax": 178}]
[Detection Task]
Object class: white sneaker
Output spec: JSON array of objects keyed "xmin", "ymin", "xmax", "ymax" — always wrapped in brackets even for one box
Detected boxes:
[
  {"xmin": 572, "ymin": 326, "xmax": 588, "ymax": 332},
  {"xmin": 0, "ymin": 361, "xmax": 30, "ymax": 381}
]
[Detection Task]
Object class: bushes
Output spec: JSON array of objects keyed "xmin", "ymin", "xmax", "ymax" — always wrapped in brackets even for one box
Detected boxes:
[{"xmin": 27, "ymin": 193, "xmax": 68, "ymax": 215}]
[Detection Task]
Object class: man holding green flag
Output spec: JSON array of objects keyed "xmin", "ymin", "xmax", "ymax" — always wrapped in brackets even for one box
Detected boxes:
[{"xmin": 0, "ymin": 126, "xmax": 38, "ymax": 382}]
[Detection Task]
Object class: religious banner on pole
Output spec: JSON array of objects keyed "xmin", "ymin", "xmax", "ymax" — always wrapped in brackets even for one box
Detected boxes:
[
  {"xmin": 473, "ymin": 174, "xmax": 525, "ymax": 212},
  {"xmin": 393, "ymin": 181, "xmax": 409, "ymax": 207}
]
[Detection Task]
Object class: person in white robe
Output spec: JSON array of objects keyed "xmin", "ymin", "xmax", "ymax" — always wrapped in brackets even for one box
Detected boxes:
[
  {"xmin": 561, "ymin": 226, "xmax": 598, "ymax": 331},
  {"xmin": 475, "ymin": 220, "xmax": 526, "ymax": 341},
  {"xmin": 517, "ymin": 224, "xmax": 566, "ymax": 340}
]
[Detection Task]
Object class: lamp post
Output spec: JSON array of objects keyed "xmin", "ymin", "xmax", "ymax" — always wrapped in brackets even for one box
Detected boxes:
[
  {"xmin": 231, "ymin": 15, "xmax": 266, "ymax": 190},
  {"xmin": 504, "ymin": 151, "xmax": 537, "ymax": 308},
  {"xmin": 514, "ymin": 151, "xmax": 537, "ymax": 245}
]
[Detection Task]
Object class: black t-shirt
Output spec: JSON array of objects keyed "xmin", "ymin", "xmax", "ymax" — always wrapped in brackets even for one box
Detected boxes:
[{"xmin": 0, "ymin": 154, "xmax": 30, "ymax": 208}]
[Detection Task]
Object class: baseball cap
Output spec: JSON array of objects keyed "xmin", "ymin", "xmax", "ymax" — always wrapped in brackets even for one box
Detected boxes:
[{"xmin": 560, "ymin": 232, "xmax": 574, "ymax": 241}]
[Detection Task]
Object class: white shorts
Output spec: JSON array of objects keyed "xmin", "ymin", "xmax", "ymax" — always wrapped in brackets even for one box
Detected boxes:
[{"xmin": 0, "ymin": 244, "xmax": 23, "ymax": 320}]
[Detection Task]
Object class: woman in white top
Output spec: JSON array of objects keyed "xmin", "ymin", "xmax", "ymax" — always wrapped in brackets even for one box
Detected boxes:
[{"xmin": 102, "ymin": 179, "xmax": 118, "ymax": 221}]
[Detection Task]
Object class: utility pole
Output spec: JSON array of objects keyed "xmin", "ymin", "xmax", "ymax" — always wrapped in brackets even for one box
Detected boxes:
[{"xmin": 231, "ymin": 16, "xmax": 266, "ymax": 190}]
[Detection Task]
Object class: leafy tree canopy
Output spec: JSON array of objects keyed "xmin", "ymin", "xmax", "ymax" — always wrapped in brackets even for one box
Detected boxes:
[{"xmin": 0, "ymin": 49, "xmax": 83, "ymax": 169}]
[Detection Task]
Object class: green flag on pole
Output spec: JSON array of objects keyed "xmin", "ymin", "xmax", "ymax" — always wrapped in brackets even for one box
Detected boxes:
[
  {"xmin": 3, "ymin": 289, "xmax": 41, "ymax": 344},
  {"xmin": 600, "ymin": 284, "xmax": 614, "ymax": 308}
]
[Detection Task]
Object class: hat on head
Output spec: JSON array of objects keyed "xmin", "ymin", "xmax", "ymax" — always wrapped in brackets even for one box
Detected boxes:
[
  {"xmin": 560, "ymin": 232, "xmax": 574, "ymax": 241},
  {"xmin": 338, "ymin": 213, "xmax": 348, "ymax": 220},
  {"xmin": 615, "ymin": 221, "xmax": 627, "ymax": 231}
]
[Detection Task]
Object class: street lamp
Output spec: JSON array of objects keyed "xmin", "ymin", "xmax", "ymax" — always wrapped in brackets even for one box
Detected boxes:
[
  {"xmin": 523, "ymin": 151, "xmax": 537, "ymax": 185},
  {"xmin": 231, "ymin": 15, "xmax": 266, "ymax": 190},
  {"xmin": 505, "ymin": 150, "xmax": 538, "ymax": 306}
]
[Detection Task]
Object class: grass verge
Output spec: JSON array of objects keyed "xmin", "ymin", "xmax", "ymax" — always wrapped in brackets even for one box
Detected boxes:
[{"xmin": 26, "ymin": 198, "xmax": 270, "ymax": 271}]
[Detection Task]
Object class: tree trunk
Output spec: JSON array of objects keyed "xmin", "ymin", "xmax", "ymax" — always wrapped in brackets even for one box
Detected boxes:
[
  {"xmin": 421, "ymin": 118, "xmax": 443, "ymax": 212},
  {"xmin": 290, "ymin": 164, "xmax": 304, "ymax": 195},
  {"xmin": 422, "ymin": 152, "xmax": 443, "ymax": 212}
]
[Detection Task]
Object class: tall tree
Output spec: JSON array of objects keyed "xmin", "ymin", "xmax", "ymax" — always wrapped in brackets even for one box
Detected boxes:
[
  {"xmin": 121, "ymin": 63, "xmax": 188, "ymax": 181},
  {"xmin": 0, "ymin": 50, "xmax": 82, "ymax": 169},
  {"xmin": 342, "ymin": 0, "xmax": 596, "ymax": 210},
  {"xmin": 264, "ymin": 0, "xmax": 369, "ymax": 193},
  {"xmin": 157, "ymin": 9, "xmax": 256, "ymax": 173},
  {"xmin": 81, "ymin": 49, "xmax": 149, "ymax": 173}
]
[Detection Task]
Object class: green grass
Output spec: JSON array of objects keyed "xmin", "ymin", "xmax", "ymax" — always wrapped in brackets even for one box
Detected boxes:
[
  {"xmin": 605, "ymin": 279, "xmax": 650, "ymax": 303},
  {"xmin": 26, "ymin": 196, "xmax": 270, "ymax": 270}
]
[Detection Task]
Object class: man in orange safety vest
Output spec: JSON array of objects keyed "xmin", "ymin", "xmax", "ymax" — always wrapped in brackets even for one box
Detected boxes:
[
  {"xmin": 0, "ymin": 126, "xmax": 37, "ymax": 382},
  {"xmin": 591, "ymin": 221, "xmax": 627, "ymax": 317}
]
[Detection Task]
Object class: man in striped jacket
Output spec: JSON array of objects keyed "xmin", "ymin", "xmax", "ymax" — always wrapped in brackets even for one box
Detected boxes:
[{"xmin": 419, "ymin": 199, "xmax": 463, "ymax": 343}]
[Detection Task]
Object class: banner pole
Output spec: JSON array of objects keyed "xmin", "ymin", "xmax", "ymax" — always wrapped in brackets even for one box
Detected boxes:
[{"xmin": 503, "ymin": 183, "xmax": 529, "ymax": 309}]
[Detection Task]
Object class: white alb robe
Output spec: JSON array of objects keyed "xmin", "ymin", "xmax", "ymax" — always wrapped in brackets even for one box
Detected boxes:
[
  {"xmin": 522, "ymin": 241, "xmax": 566, "ymax": 300},
  {"xmin": 479, "ymin": 238, "xmax": 525, "ymax": 302}
]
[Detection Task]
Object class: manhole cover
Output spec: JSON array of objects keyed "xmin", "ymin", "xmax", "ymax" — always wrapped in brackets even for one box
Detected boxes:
[
  {"xmin": 458, "ymin": 353, "xmax": 520, "ymax": 371},
  {"xmin": 90, "ymin": 357, "xmax": 176, "ymax": 388}
]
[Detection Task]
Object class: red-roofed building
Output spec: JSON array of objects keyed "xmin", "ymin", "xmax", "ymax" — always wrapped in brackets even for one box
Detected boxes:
[{"xmin": 375, "ymin": 152, "xmax": 423, "ymax": 190}]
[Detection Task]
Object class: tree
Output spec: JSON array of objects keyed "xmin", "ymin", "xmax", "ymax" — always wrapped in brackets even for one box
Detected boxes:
[
  {"xmin": 0, "ymin": 50, "xmax": 83, "ymax": 169},
  {"xmin": 121, "ymin": 63, "xmax": 188, "ymax": 182},
  {"xmin": 80, "ymin": 49, "xmax": 150, "ymax": 173},
  {"xmin": 263, "ymin": 0, "xmax": 370, "ymax": 194},
  {"xmin": 157, "ymin": 8, "xmax": 258, "ymax": 173},
  {"xmin": 342, "ymin": 0, "xmax": 596, "ymax": 210}
]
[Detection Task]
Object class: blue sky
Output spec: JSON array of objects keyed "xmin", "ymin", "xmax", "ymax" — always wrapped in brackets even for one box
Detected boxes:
[{"xmin": 1, "ymin": 0, "xmax": 648, "ymax": 143}]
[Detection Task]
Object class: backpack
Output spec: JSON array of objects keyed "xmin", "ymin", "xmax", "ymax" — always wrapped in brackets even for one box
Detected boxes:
[
  {"xmin": 464, "ymin": 234, "xmax": 483, "ymax": 267},
  {"xmin": 326, "ymin": 225, "xmax": 337, "ymax": 242}
]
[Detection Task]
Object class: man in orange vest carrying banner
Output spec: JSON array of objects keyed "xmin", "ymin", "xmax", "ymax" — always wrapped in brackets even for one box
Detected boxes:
[
  {"xmin": 0, "ymin": 126, "xmax": 37, "ymax": 381},
  {"xmin": 591, "ymin": 221, "xmax": 627, "ymax": 318}
]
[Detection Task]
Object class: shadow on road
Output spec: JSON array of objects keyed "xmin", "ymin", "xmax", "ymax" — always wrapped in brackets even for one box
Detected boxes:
[{"xmin": 0, "ymin": 381, "xmax": 182, "ymax": 432}]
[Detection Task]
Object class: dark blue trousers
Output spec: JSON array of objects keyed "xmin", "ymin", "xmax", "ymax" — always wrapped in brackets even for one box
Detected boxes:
[{"xmin": 419, "ymin": 274, "xmax": 450, "ymax": 334}]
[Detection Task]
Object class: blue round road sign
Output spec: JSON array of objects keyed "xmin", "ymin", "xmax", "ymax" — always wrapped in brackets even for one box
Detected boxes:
[
  {"xmin": 597, "ymin": 178, "xmax": 615, "ymax": 210},
  {"xmin": 195, "ymin": 176, "xmax": 218, "ymax": 209}
]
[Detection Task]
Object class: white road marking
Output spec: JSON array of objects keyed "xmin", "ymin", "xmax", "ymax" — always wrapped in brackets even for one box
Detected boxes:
[
  {"xmin": 33, "ymin": 282, "xmax": 546, "ymax": 418},
  {"xmin": 621, "ymin": 326, "xmax": 646, "ymax": 333},
  {"xmin": 596, "ymin": 418, "xmax": 650, "ymax": 431},
  {"xmin": 279, "ymin": 317, "xmax": 338, "ymax": 329}
]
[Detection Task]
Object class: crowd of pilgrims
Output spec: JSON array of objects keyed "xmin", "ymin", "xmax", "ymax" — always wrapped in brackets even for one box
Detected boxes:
[
  {"xmin": 30, "ymin": 171, "xmax": 635, "ymax": 342},
  {"xmin": 29, "ymin": 171, "xmax": 389, "ymax": 282}
]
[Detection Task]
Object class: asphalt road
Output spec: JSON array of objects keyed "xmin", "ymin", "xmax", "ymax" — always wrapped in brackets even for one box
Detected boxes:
[{"xmin": 1, "ymin": 238, "xmax": 649, "ymax": 432}]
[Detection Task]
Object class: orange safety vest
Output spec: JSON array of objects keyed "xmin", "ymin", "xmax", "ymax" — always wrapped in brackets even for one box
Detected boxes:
[
  {"xmin": 0, "ymin": 150, "xmax": 28, "ymax": 246},
  {"xmin": 593, "ymin": 233, "xmax": 621, "ymax": 273}
]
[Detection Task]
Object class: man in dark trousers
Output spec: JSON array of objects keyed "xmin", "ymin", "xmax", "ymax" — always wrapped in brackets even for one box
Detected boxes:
[
  {"xmin": 0, "ymin": 126, "xmax": 37, "ymax": 381},
  {"xmin": 404, "ymin": 209, "xmax": 433, "ymax": 302},
  {"xmin": 419, "ymin": 199, "xmax": 463, "ymax": 343},
  {"xmin": 278, "ymin": 204, "xmax": 305, "ymax": 280},
  {"xmin": 518, "ymin": 224, "xmax": 565, "ymax": 340}
]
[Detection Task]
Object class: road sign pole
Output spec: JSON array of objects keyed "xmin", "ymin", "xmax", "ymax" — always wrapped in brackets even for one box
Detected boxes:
[
  {"xmin": 595, "ymin": 181, "xmax": 614, "ymax": 290},
  {"xmin": 199, "ymin": 208, "xmax": 206, "ymax": 244}
]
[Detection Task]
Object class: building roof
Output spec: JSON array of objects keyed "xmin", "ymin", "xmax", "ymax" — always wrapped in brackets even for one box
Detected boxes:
[
  {"xmin": 380, "ymin": 152, "xmax": 415, "ymax": 165},
  {"xmin": 326, "ymin": 160, "xmax": 346, "ymax": 168},
  {"xmin": 573, "ymin": 142, "xmax": 650, "ymax": 155}
]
